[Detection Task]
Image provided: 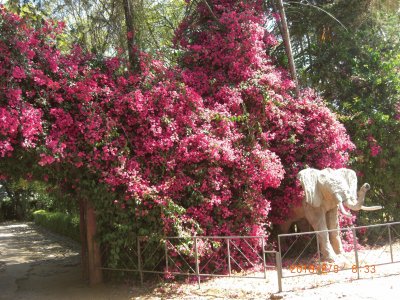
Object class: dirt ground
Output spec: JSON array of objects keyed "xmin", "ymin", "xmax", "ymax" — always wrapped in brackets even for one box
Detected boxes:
[{"xmin": 1, "ymin": 221, "xmax": 399, "ymax": 299}]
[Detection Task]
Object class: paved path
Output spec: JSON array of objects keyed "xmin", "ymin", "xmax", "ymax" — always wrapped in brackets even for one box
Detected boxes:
[{"xmin": 0, "ymin": 222, "xmax": 130, "ymax": 300}]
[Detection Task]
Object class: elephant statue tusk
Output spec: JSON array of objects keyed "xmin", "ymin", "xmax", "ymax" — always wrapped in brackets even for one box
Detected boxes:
[
  {"xmin": 360, "ymin": 205, "xmax": 383, "ymax": 211},
  {"xmin": 339, "ymin": 201, "xmax": 352, "ymax": 217}
]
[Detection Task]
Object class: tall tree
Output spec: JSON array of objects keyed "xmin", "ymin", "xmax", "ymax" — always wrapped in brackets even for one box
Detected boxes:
[
  {"xmin": 122, "ymin": 0, "xmax": 140, "ymax": 71},
  {"xmin": 8, "ymin": 0, "xmax": 186, "ymax": 62}
]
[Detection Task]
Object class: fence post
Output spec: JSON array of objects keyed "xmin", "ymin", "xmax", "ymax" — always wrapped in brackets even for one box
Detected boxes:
[
  {"xmin": 194, "ymin": 237, "xmax": 201, "ymax": 288},
  {"xmin": 276, "ymin": 251, "xmax": 283, "ymax": 293},
  {"xmin": 262, "ymin": 237, "xmax": 267, "ymax": 280},
  {"xmin": 165, "ymin": 239, "xmax": 169, "ymax": 273},
  {"xmin": 85, "ymin": 200, "xmax": 103, "ymax": 285},
  {"xmin": 278, "ymin": 234, "xmax": 282, "ymax": 261},
  {"xmin": 227, "ymin": 238, "xmax": 232, "ymax": 276},
  {"xmin": 316, "ymin": 233, "xmax": 322, "ymax": 274},
  {"xmin": 352, "ymin": 227, "xmax": 360, "ymax": 280},
  {"xmin": 137, "ymin": 237, "xmax": 143, "ymax": 286},
  {"xmin": 388, "ymin": 224, "xmax": 394, "ymax": 263}
]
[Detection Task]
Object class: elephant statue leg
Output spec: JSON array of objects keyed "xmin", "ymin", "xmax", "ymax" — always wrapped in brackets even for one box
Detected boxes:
[
  {"xmin": 326, "ymin": 209, "xmax": 344, "ymax": 255},
  {"xmin": 304, "ymin": 203, "xmax": 337, "ymax": 261}
]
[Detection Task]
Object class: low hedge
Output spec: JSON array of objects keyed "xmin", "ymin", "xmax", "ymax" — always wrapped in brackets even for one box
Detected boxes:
[{"xmin": 33, "ymin": 210, "xmax": 80, "ymax": 242}]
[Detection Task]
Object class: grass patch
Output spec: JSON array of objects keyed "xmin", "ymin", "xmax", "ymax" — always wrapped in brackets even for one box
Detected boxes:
[{"xmin": 33, "ymin": 210, "xmax": 80, "ymax": 242}]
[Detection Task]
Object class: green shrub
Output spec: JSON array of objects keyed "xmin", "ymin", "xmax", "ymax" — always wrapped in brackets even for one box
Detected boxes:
[{"xmin": 33, "ymin": 210, "xmax": 80, "ymax": 242}]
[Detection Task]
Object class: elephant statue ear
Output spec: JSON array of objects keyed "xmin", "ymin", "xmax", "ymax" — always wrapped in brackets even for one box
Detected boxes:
[{"xmin": 297, "ymin": 168, "xmax": 323, "ymax": 207}]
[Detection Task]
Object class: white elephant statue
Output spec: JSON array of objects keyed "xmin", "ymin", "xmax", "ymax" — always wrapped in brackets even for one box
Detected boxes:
[{"xmin": 280, "ymin": 168, "xmax": 382, "ymax": 262}]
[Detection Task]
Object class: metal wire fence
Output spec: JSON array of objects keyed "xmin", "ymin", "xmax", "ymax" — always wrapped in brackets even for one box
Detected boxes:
[
  {"xmin": 99, "ymin": 222, "xmax": 400, "ymax": 292},
  {"xmin": 277, "ymin": 221, "xmax": 400, "ymax": 291},
  {"xmin": 100, "ymin": 235, "xmax": 278, "ymax": 287}
]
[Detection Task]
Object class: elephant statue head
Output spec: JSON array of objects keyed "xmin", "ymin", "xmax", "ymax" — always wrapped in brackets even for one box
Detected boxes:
[{"xmin": 297, "ymin": 168, "xmax": 382, "ymax": 217}]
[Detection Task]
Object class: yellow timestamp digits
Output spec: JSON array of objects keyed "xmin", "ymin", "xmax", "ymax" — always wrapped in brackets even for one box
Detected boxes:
[
  {"xmin": 352, "ymin": 264, "xmax": 376, "ymax": 273},
  {"xmin": 289, "ymin": 263, "xmax": 340, "ymax": 274}
]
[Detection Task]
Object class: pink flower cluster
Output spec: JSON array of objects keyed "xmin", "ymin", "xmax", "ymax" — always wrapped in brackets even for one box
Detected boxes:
[{"xmin": 367, "ymin": 135, "xmax": 382, "ymax": 157}]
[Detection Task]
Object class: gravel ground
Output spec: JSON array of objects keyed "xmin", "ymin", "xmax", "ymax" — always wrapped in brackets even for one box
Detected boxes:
[
  {"xmin": 129, "ymin": 266, "xmax": 400, "ymax": 299},
  {"xmin": 1, "ymin": 221, "xmax": 399, "ymax": 299}
]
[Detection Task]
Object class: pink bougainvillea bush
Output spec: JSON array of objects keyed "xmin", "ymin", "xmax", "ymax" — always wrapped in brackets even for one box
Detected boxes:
[
  {"xmin": 173, "ymin": 0, "xmax": 354, "ymax": 225},
  {"xmin": 0, "ymin": 0, "xmax": 356, "ymax": 272}
]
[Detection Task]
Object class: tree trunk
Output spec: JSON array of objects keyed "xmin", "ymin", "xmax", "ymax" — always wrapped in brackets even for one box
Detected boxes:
[
  {"xmin": 79, "ymin": 198, "xmax": 88, "ymax": 281},
  {"xmin": 122, "ymin": 0, "xmax": 140, "ymax": 72},
  {"xmin": 274, "ymin": 0, "xmax": 300, "ymax": 97},
  {"xmin": 85, "ymin": 200, "xmax": 103, "ymax": 285}
]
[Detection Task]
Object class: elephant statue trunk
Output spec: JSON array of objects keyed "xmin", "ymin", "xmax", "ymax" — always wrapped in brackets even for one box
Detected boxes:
[{"xmin": 341, "ymin": 183, "xmax": 382, "ymax": 213}]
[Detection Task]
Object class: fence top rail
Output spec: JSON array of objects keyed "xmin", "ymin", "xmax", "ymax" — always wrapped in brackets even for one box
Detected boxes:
[
  {"xmin": 277, "ymin": 221, "xmax": 400, "ymax": 238},
  {"xmin": 353, "ymin": 221, "xmax": 400, "ymax": 229},
  {"xmin": 134, "ymin": 221, "xmax": 400, "ymax": 240},
  {"xmin": 138, "ymin": 235, "xmax": 267, "ymax": 240}
]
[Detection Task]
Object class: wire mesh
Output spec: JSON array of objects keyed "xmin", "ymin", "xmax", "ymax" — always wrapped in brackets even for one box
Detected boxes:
[
  {"xmin": 100, "ymin": 235, "xmax": 276, "ymax": 282},
  {"xmin": 165, "ymin": 237, "xmax": 196, "ymax": 276},
  {"xmin": 389, "ymin": 223, "xmax": 400, "ymax": 262},
  {"xmin": 279, "ymin": 232, "xmax": 320, "ymax": 278},
  {"xmin": 139, "ymin": 236, "xmax": 166, "ymax": 274},
  {"xmin": 100, "ymin": 235, "xmax": 138, "ymax": 271},
  {"xmin": 356, "ymin": 225, "xmax": 392, "ymax": 266}
]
